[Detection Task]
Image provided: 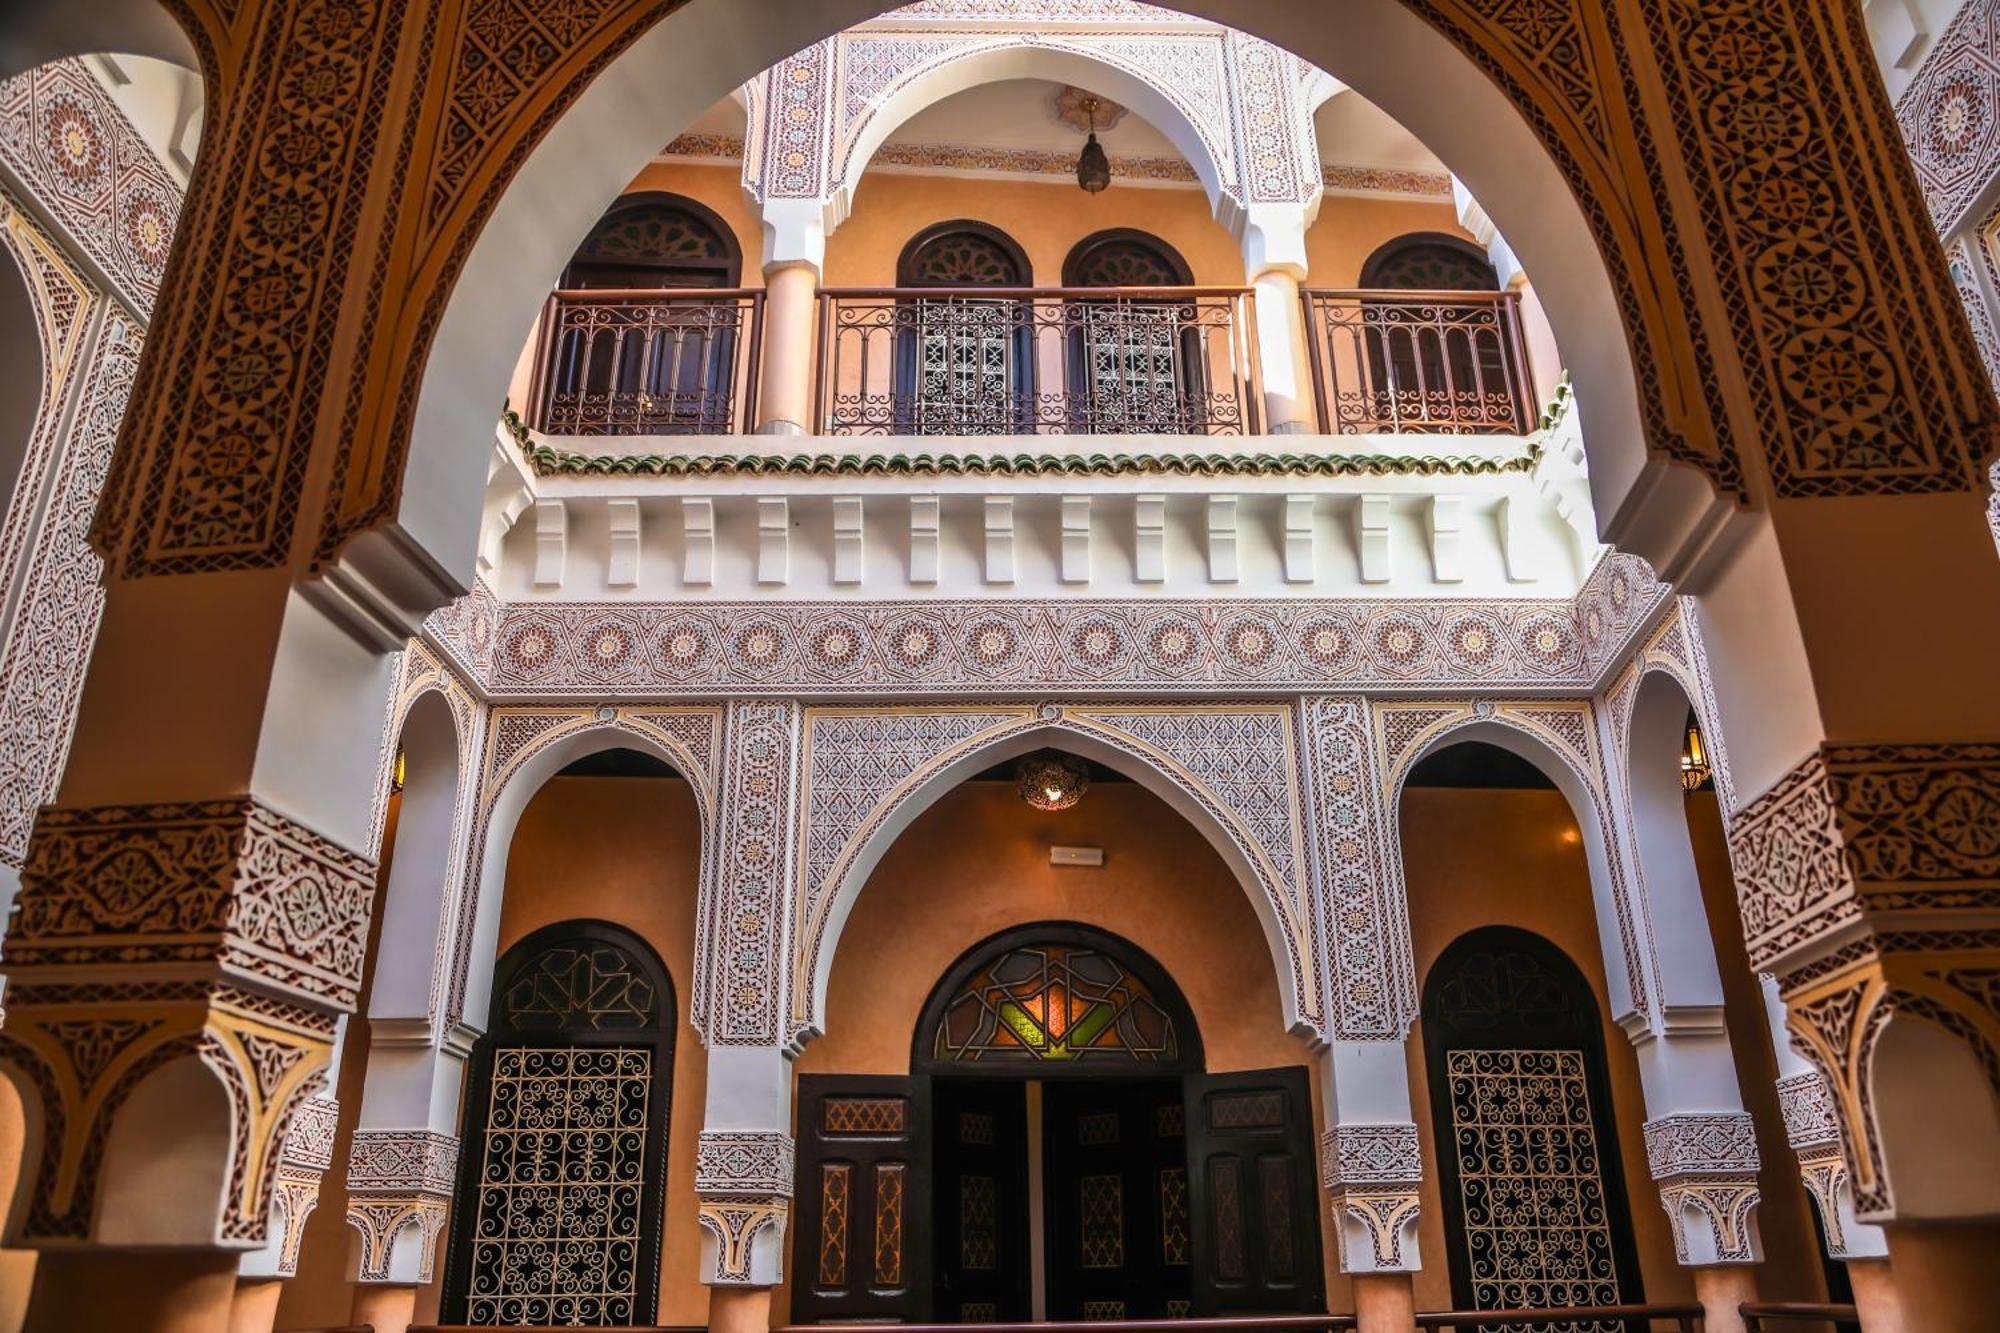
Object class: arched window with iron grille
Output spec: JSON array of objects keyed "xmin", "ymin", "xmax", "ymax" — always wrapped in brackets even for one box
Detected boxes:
[
  {"xmin": 890, "ymin": 220, "xmax": 1036, "ymax": 434},
  {"xmin": 1061, "ymin": 229, "xmax": 1208, "ymax": 435},
  {"xmin": 442, "ymin": 919, "xmax": 677, "ymax": 1326},
  {"xmin": 1346, "ymin": 231, "xmax": 1525, "ymax": 433}
]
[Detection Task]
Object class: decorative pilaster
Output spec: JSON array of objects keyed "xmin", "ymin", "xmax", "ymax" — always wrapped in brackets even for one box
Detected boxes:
[
  {"xmin": 343, "ymin": 1130, "xmax": 459, "ymax": 1285},
  {"xmin": 0, "ymin": 799, "xmax": 373, "ymax": 1247},
  {"xmin": 1321, "ymin": 1123, "xmax": 1423, "ymax": 1273},
  {"xmin": 695, "ymin": 1130, "xmax": 795, "ymax": 1285},
  {"xmin": 242, "ymin": 1097, "xmax": 339, "ymax": 1279},
  {"xmin": 1729, "ymin": 743, "xmax": 2000, "ymax": 1221},
  {"xmin": 1774, "ymin": 1071, "xmax": 1888, "ymax": 1261},
  {"xmin": 1643, "ymin": 1113, "xmax": 1762, "ymax": 1267}
]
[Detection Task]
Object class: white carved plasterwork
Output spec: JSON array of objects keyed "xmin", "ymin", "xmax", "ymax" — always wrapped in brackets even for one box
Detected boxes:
[
  {"xmin": 1300, "ymin": 698, "xmax": 1410, "ymax": 1038},
  {"xmin": 698, "ymin": 1199, "xmax": 789, "ymax": 1285},
  {"xmin": 347, "ymin": 1129, "xmax": 461, "ymax": 1196},
  {"xmin": 1372, "ymin": 696, "xmax": 1656, "ymax": 1032},
  {"xmin": 698, "ymin": 702, "xmax": 801, "ymax": 1046},
  {"xmin": 1603, "ymin": 597, "xmax": 1737, "ymax": 820},
  {"xmin": 1775, "ymin": 1069, "xmax": 1841, "ymax": 1151},
  {"xmin": 484, "ymin": 594, "xmax": 1643, "ymax": 700},
  {"xmin": 1320, "ymin": 1123, "xmax": 1421, "ymax": 1188},
  {"xmin": 783, "ymin": 702, "xmax": 1323, "ymax": 1044},
  {"xmin": 448, "ymin": 704, "xmax": 723, "ymax": 1028},
  {"xmin": 696, "ymin": 1131, "xmax": 797, "ymax": 1197},
  {"xmin": 1644, "ymin": 1113, "xmax": 1761, "ymax": 1267}
]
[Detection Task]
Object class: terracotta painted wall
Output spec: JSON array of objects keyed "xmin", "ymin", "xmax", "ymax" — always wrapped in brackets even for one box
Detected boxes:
[
  {"xmin": 1398, "ymin": 785, "xmax": 1695, "ymax": 1311},
  {"xmin": 611, "ymin": 160, "xmax": 1469, "ymax": 291},
  {"xmin": 484, "ymin": 774, "xmax": 713, "ymax": 1328},
  {"xmin": 788, "ymin": 776, "xmax": 1337, "ymax": 1320}
]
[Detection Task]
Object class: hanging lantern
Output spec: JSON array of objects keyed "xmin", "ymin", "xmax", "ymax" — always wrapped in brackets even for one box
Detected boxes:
[
  {"xmin": 391, "ymin": 746, "xmax": 408, "ymax": 795},
  {"xmin": 1017, "ymin": 753, "xmax": 1089, "ymax": 812},
  {"xmin": 1679, "ymin": 722, "xmax": 1711, "ymax": 792},
  {"xmin": 1076, "ymin": 96, "xmax": 1111, "ymax": 194}
]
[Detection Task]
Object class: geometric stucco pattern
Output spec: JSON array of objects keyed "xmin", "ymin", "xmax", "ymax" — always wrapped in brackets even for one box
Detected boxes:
[
  {"xmin": 1300, "ymin": 697, "xmax": 1411, "ymax": 1038},
  {"xmin": 477, "ymin": 553, "xmax": 1665, "ymax": 700},
  {"xmin": 1731, "ymin": 742, "xmax": 2000, "ymax": 1218},
  {"xmin": 0, "ymin": 196, "xmax": 122, "ymax": 869},
  {"xmin": 1644, "ymin": 1112, "xmax": 1762, "ymax": 1266},
  {"xmin": 781, "ymin": 702, "xmax": 1324, "ymax": 1045},
  {"xmin": 0, "ymin": 797, "xmax": 373, "ymax": 1242},
  {"xmin": 1897, "ymin": 0, "xmax": 2000, "ymax": 238},
  {"xmin": 0, "ymin": 59, "xmax": 179, "ymax": 317}
]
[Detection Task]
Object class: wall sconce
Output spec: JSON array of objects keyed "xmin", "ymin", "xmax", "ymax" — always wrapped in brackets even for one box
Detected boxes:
[{"xmin": 1680, "ymin": 722, "xmax": 1711, "ymax": 792}]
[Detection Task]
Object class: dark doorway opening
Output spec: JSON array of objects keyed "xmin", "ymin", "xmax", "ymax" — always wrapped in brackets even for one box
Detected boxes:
[{"xmin": 793, "ymin": 923, "xmax": 1324, "ymax": 1323}]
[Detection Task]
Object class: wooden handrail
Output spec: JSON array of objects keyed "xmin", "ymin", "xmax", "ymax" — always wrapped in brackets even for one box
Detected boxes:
[
  {"xmin": 413, "ymin": 1326, "xmax": 704, "ymax": 1332},
  {"xmin": 778, "ymin": 1308, "xmax": 1703, "ymax": 1333},
  {"xmin": 1416, "ymin": 1306, "xmax": 1702, "ymax": 1329},
  {"xmin": 819, "ymin": 285, "xmax": 1256, "ymax": 299},
  {"xmin": 1739, "ymin": 1302, "xmax": 1862, "ymax": 1329},
  {"xmin": 280, "ymin": 1326, "xmax": 374, "ymax": 1332}
]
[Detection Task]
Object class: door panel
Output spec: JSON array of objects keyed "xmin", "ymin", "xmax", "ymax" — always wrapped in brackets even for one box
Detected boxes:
[
  {"xmin": 1044, "ymin": 1079, "xmax": 1190, "ymax": 1320},
  {"xmin": 934, "ymin": 1080, "xmax": 1031, "ymax": 1322},
  {"xmin": 793, "ymin": 1075, "xmax": 932, "ymax": 1323},
  {"xmin": 1186, "ymin": 1067, "xmax": 1324, "ymax": 1315}
]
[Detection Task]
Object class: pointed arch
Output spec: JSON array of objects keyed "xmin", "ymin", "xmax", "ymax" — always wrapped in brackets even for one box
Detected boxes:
[{"xmin": 787, "ymin": 705, "xmax": 1322, "ymax": 1049}]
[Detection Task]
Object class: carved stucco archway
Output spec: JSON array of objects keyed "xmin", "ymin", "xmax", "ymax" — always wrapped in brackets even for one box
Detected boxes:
[
  {"xmin": 815, "ymin": 38, "xmax": 1243, "ymax": 223},
  {"xmin": 1374, "ymin": 698, "xmax": 1659, "ymax": 1037},
  {"xmin": 398, "ymin": 0, "xmax": 1666, "ymax": 604},
  {"xmin": 450, "ymin": 707, "xmax": 723, "ymax": 1036},
  {"xmin": 780, "ymin": 703, "xmax": 1325, "ymax": 1049}
]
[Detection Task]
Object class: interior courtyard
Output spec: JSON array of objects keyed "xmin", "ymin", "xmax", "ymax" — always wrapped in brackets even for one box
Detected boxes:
[{"xmin": 0, "ymin": 2, "xmax": 1993, "ymax": 1332}]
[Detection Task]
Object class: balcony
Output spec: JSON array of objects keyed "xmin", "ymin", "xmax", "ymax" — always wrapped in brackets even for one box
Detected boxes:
[
  {"xmin": 528, "ymin": 288, "xmax": 763, "ymax": 435},
  {"xmin": 524, "ymin": 286, "xmax": 1540, "ymax": 440},
  {"xmin": 1302, "ymin": 288, "xmax": 1535, "ymax": 435},
  {"xmin": 815, "ymin": 286, "xmax": 1261, "ymax": 436}
]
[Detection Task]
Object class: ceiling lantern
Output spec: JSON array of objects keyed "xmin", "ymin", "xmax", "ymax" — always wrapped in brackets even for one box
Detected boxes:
[
  {"xmin": 1017, "ymin": 753, "xmax": 1090, "ymax": 812},
  {"xmin": 1679, "ymin": 721, "xmax": 1712, "ymax": 792},
  {"xmin": 1076, "ymin": 95, "xmax": 1111, "ymax": 194}
]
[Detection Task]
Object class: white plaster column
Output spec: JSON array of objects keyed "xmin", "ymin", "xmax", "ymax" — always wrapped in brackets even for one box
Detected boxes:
[
  {"xmin": 695, "ymin": 1045, "xmax": 797, "ymax": 1292},
  {"xmin": 1317, "ymin": 1041, "xmax": 1424, "ymax": 1285},
  {"xmin": 1238, "ymin": 203, "xmax": 1317, "ymax": 434},
  {"xmin": 237, "ymin": 1019, "xmax": 348, "ymax": 1300},
  {"xmin": 1761, "ymin": 975, "xmax": 1889, "ymax": 1266},
  {"xmin": 756, "ymin": 199, "xmax": 827, "ymax": 436}
]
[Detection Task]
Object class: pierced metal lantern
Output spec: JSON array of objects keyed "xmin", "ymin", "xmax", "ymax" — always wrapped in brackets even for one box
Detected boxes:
[
  {"xmin": 1076, "ymin": 96, "xmax": 1111, "ymax": 194},
  {"xmin": 1679, "ymin": 722, "xmax": 1711, "ymax": 792},
  {"xmin": 1017, "ymin": 753, "xmax": 1090, "ymax": 811}
]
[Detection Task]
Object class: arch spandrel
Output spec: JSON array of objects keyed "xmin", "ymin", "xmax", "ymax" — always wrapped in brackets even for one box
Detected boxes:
[{"xmin": 783, "ymin": 702, "xmax": 1324, "ymax": 1052}]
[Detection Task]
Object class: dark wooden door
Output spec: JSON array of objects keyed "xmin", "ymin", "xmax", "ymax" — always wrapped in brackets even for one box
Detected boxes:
[
  {"xmin": 792, "ymin": 1075, "xmax": 931, "ymax": 1323},
  {"xmin": 1185, "ymin": 1067, "xmax": 1324, "ymax": 1315},
  {"xmin": 933, "ymin": 1080, "xmax": 1031, "ymax": 1323},
  {"xmin": 1044, "ymin": 1078, "xmax": 1192, "ymax": 1321}
]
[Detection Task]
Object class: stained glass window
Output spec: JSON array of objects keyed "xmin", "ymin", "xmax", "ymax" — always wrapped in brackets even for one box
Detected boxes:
[{"xmin": 931, "ymin": 941, "xmax": 1180, "ymax": 1064}]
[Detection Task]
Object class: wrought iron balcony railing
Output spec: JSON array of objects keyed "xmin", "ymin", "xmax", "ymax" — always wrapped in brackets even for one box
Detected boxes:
[
  {"xmin": 815, "ymin": 286, "xmax": 1262, "ymax": 436},
  {"xmin": 529, "ymin": 288, "xmax": 764, "ymax": 435},
  {"xmin": 1303, "ymin": 288, "xmax": 1535, "ymax": 435}
]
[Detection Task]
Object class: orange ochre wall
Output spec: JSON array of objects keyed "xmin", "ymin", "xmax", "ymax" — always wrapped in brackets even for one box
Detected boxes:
[{"xmin": 614, "ymin": 160, "xmax": 1470, "ymax": 289}]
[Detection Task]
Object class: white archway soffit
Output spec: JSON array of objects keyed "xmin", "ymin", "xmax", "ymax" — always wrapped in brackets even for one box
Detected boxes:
[{"xmin": 1373, "ymin": 697, "xmax": 1661, "ymax": 1038}]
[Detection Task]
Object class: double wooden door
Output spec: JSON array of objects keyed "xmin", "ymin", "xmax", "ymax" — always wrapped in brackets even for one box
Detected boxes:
[{"xmin": 793, "ymin": 1067, "xmax": 1321, "ymax": 1323}]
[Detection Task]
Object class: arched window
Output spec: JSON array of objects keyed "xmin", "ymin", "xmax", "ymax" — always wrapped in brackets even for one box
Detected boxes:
[
  {"xmin": 1359, "ymin": 233, "xmax": 1498, "ymax": 292},
  {"xmin": 563, "ymin": 192, "xmax": 741, "ymax": 289},
  {"xmin": 916, "ymin": 924, "xmax": 1201, "ymax": 1073},
  {"xmin": 1061, "ymin": 230, "xmax": 1206, "ymax": 435},
  {"xmin": 538, "ymin": 193, "xmax": 749, "ymax": 434},
  {"xmin": 1422, "ymin": 927, "xmax": 1643, "ymax": 1320},
  {"xmin": 892, "ymin": 221, "xmax": 1035, "ymax": 434},
  {"xmin": 1351, "ymin": 231, "xmax": 1523, "ymax": 432},
  {"xmin": 443, "ymin": 920, "xmax": 676, "ymax": 1326}
]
